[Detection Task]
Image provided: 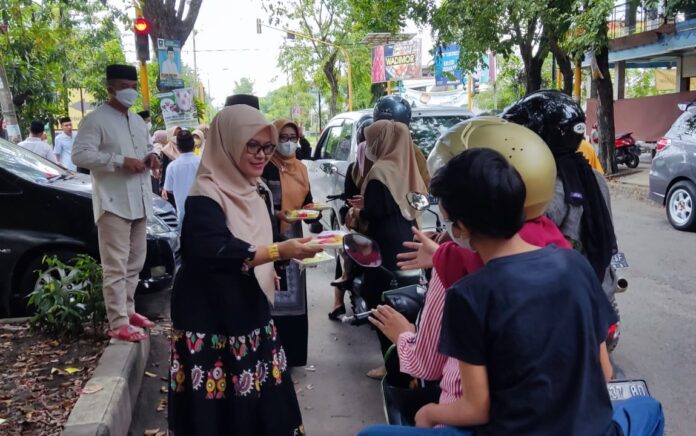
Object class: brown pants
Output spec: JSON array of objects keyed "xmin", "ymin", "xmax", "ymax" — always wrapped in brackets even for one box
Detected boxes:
[{"xmin": 97, "ymin": 212, "xmax": 147, "ymax": 330}]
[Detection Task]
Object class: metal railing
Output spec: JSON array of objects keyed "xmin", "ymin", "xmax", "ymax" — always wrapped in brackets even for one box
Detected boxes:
[{"xmin": 608, "ymin": 1, "xmax": 696, "ymax": 39}]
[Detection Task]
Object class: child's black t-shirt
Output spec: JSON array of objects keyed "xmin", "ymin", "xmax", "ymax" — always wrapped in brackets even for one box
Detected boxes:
[{"xmin": 439, "ymin": 245, "xmax": 620, "ymax": 436}]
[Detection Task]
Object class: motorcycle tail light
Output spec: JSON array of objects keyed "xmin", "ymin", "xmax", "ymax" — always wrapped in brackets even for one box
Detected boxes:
[
  {"xmin": 656, "ymin": 137, "xmax": 671, "ymax": 153},
  {"xmin": 607, "ymin": 322, "xmax": 619, "ymax": 342}
]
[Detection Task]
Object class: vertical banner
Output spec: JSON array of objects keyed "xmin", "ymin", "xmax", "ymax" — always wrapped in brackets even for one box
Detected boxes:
[
  {"xmin": 157, "ymin": 39, "xmax": 185, "ymax": 90},
  {"xmin": 157, "ymin": 87, "xmax": 198, "ymax": 129},
  {"xmin": 434, "ymin": 44, "xmax": 463, "ymax": 86},
  {"xmin": 371, "ymin": 39, "xmax": 422, "ymax": 84}
]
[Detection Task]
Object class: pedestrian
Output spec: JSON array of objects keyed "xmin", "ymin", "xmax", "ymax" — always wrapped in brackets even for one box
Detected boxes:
[
  {"xmin": 160, "ymin": 126, "xmax": 181, "ymax": 207},
  {"xmin": 191, "ymin": 128, "xmax": 205, "ymax": 156},
  {"xmin": 137, "ymin": 110, "xmax": 152, "ymax": 132},
  {"xmin": 72, "ymin": 64, "xmax": 160, "ymax": 342},
  {"xmin": 347, "ymin": 119, "xmax": 427, "ymax": 379},
  {"xmin": 168, "ymin": 104, "xmax": 320, "ymax": 435},
  {"xmin": 151, "ymin": 130, "xmax": 168, "ymax": 156},
  {"xmin": 225, "ymin": 93, "xmax": 259, "ymax": 109},
  {"xmin": 54, "ymin": 116, "xmax": 77, "ymax": 171},
  {"xmin": 261, "ymin": 118, "xmax": 318, "ymax": 368},
  {"xmin": 163, "ymin": 129, "xmax": 200, "ymax": 227},
  {"xmin": 18, "ymin": 120, "xmax": 56, "ymax": 162},
  {"xmin": 296, "ymin": 125, "xmax": 312, "ymax": 160}
]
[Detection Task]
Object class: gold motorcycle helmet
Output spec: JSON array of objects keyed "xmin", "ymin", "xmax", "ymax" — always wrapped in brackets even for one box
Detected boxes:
[{"xmin": 427, "ymin": 116, "xmax": 556, "ymax": 219}]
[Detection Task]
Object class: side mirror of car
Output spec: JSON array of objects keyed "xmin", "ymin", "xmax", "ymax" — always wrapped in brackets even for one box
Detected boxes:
[
  {"xmin": 406, "ymin": 192, "xmax": 430, "ymax": 211},
  {"xmin": 320, "ymin": 162, "xmax": 338, "ymax": 175},
  {"xmin": 343, "ymin": 233, "xmax": 382, "ymax": 268}
]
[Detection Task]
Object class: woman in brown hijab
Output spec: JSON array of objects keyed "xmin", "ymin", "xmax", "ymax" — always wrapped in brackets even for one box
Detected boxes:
[
  {"xmin": 168, "ymin": 106, "xmax": 319, "ymax": 435},
  {"xmin": 261, "ymin": 118, "xmax": 317, "ymax": 368}
]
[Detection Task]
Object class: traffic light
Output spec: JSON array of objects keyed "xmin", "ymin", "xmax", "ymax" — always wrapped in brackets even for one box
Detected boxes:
[
  {"xmin": 134, "ymin": 17, "xmax": 151, "ymax": 62},
  {"xmin": 256, "ymin": 18, "xmax": 262, "ymax": 34},
  {"xmin": 473, "ymin": 77, "xmax": 480, "ymax": 94}
]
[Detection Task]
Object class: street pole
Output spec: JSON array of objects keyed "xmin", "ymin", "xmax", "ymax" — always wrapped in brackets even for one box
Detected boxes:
[
  {"xmin": 192, "ymin": 30, "xmax": 200, "ymax": 100},
  {"xmin": 318, "ymin": 91, "xmax": 322, "ymax": 131},
  {"xmin": 573, "ymin": 61, "xmax": 582, "ymax": 102},
  {"xmin": 139, "ymin": 61, "xmax": 150, "ymax": 110},
  {"xmin": 467, "ymin": 73, "xmax": 473, "ymax": 111},
  {"xmin": 0, "ymin": 63, "xmax": 21, "ymax": 143}
]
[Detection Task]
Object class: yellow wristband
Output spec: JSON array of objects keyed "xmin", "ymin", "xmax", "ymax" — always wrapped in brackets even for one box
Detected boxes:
[{"xmin": 267, "ymin": 243, "xmax": 280, "ymax": 261}]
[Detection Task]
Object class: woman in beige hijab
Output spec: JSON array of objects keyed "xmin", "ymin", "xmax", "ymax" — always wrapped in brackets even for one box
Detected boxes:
[
  {"xmin": 168, "ymin": 105, "xmax": 319, "ymax": 435},
  {"xmin": 347, "ymin": 119, "xmax": 427, "ymax": 378}
]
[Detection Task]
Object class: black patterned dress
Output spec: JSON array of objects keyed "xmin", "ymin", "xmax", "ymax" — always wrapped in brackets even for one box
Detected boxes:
[{"xmin": 168, "ymin": 195, "xmax": 304, "ymax": 436}]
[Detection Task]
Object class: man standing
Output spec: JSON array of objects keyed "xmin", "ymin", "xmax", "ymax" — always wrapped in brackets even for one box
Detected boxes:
[
  {"xmin": 54, "ymin": 117, "xmax": 77, "ymax": 171},
  {"xmin": 72, "ymin": 64, "xmax": 160, "ymax": 342},
  {"xmin": 163, "ymin": 130, "xmax": 200, "ymax": 227},
  {"xmin": 18, "ymin": 121, "xmax": 56, "ymax": 162}
]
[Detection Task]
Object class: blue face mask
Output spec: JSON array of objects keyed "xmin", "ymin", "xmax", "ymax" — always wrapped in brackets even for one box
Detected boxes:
[{"xmin": 445, "ymin": 220, "xmax": 472, "ymax": 250}]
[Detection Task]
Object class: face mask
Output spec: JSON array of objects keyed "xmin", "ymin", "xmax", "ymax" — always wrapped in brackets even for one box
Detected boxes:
[
  {"xmin": 445, "ymin": 220, "xmax": 472, "ymax": 250},
  {"xmin": 277, "ymin": 141, "xmax": 298, "ymax": 157},
  {"xmin": 114, "ymin": 88, "xmax": 138, "ymax": 108}
]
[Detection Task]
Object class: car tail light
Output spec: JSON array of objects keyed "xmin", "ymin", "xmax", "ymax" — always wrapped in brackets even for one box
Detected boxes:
[{"xmin": 656, "ymin": 137, "xmax": 671, "ymax": 153}]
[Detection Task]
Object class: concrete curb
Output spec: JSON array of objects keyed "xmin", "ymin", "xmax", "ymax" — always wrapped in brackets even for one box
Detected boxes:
[
  {"xmin": 607, "ymin": 179, "xmax": 649, "ymax": 201},
  {"xmin": 62, "ymin": 336, "xmax": 151, "ymax": 436}
]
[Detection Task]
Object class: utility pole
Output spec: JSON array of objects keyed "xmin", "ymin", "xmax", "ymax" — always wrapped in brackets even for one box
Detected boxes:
[
  {"xmin": 192, "ymin": 30, "xmax": 200, "ymax": 100},
  {"xmin": 467, "ymin": 73, "xmax": 473, "ymax": 111}
]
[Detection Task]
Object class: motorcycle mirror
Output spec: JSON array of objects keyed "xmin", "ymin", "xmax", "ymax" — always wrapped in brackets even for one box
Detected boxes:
[
  {"xmin": 342, "ymin": 233, "xmax": 382, "ymax": 268},
  {"xmin": 320, "ymin": 162, "xmax": 338, "ymax": 175},
  {"xmin": 406, "ymin": 192, "xmax": 430, "ymax": 211}
]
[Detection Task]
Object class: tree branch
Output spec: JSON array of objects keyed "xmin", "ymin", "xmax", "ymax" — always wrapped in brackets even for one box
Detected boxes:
[{"xmin": 176, "ymin": 0, "xmax": 186, "ymax": 21}]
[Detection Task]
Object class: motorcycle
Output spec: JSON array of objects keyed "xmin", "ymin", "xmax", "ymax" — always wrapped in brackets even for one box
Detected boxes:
[{"xmin": 615, "ymin": 132, "xmax": 641, "ymax": 169}]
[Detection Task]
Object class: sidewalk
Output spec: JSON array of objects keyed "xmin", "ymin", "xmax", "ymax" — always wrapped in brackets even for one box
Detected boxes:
[{"xmin": 606, "ymin": 154, "xmax": 651, "ymax": 199}]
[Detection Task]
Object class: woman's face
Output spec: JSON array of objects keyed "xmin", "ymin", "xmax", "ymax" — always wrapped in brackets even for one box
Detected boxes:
[
  {"xmin": 238, "ymin": 128, "xmax": 273, "ymax": 178},
  {"xmin": 279, "ymin": 126, "xmax": 299, "ymax": 143}
]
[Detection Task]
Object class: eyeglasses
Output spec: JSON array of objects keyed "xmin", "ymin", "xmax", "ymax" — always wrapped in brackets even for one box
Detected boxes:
[
  {"xmin": 246, "ymin": 141, "xmax": 276, "ymax": 156},
  {"xmin": 279, "ymin": 134, "xmax": 299, "ymax": 143}
]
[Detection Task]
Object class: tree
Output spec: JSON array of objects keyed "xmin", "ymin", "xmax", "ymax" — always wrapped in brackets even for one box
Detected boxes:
[
  {"xmin": 233, "ymin": 77, "xmax": 255, "ymax": 95},
  {"xmin": 139, "ymin": 0, "xmax": 203, "ymax": 50}
]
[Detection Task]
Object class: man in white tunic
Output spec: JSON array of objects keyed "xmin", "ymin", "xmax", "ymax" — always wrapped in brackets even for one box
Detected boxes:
[
  {"xmin": 18, "ymin": 121, "xmax": 56, "ymax": 162},
  {"xmin": 72, "ymin": 64, "xmax": 161, "ymax": 342}
]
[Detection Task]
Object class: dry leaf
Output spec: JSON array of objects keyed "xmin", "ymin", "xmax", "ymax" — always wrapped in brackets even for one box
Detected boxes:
[
  {"xmin": 144, "ymin": 429, "xmax": 161, "ymax": 436},
  {"xmin": 304, "ymin": 365, "xmax": 316, "ymax": 372},
  {"xmin": 145, "ymin": 371, "xmax": 158, "ymax": 378},
  {"xmin": 306, "ymin": 384, "xmax": 314, "ymax": 390},
  {"xmin": 64, "ymin": 367, "xmax": 81, "ymax": 374},
  {"xmin": 156, "ymin": 399, "xmax": 167, "ymax": 412},
  {"xmin": 0, "ymin": 418, "xmax": 6, "ymax": 425},
  {"xmin": 160, "ymin": 385, "xmax": 168, "ymax": 394}
]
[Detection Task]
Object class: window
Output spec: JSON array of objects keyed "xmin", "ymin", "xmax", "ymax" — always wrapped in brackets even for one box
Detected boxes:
[
  {"xmin": 410, "ymin": 115, "xmax": 471, "ymax": 156},
  {"xmin": 322, "ymin": 120, "xmax": 354, "ymax": 161},
  {"xmin": 667, "ymin": 111, "xmax": 696, "ymax": 143},
  {"xmin": 0, "ymin": 138, "xmax": 68, "ymax": 183}
]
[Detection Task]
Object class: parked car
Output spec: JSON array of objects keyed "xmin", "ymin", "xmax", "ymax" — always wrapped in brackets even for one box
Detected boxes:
[
  {"xmin": 649, "ymin": 104, "xmax": 696, "ymax": 231},
  {"xmin": 307, "ymin": 105, "xmax": 473, "ymax": 232},
  {"xmin": 0, "ymin": 138, "xmax": 179, "ymax": 317}
]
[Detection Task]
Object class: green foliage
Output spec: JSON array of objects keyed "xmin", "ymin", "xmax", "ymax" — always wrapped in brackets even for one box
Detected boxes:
[
  {"xmin": 348, "ymin": 0, "xmax": 409, "ymax": 33},
  {"xmin": 473, "ymin": 55, "xmax": 525, "ymax": 111},
  {"xmin": 233, "ymin": 77, "xmax": 255, "ymax": 95},
  {"xmin": 28, "ymin": 254, "xmax": 106, "ymax": 337}
]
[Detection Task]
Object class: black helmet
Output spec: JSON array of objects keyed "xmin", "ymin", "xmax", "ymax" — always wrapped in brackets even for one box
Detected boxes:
[
  {"xmin": 373, "ymin": 95, "xmax": 412, "ymax": 125},
  {"xmin": 500, "ymin": 89, "xmax": 586, "ymax": 154},
  {"xmin": 357, "ymin": 117, "xmax": 373, "ymax": 143}
]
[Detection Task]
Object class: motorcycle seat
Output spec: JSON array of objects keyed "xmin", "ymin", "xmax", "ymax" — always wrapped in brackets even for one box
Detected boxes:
[
  {"xmin": 615, "ymin": 132, "xmax": 633, "ymax": 140},
  {"xmin": 393, "ymin": 269, "xmax": 421, "ymax": 286}
]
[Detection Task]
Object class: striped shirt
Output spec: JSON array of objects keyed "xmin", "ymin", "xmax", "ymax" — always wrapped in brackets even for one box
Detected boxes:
[{"xmin": 396, "ymin": 271, "xmax": 462, "ymax": 404}]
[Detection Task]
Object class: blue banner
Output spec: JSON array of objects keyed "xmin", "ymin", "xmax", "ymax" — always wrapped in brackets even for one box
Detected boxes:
[{"xmin": 434, "ymin": 44, "xmax": 463, "ymax": 86}]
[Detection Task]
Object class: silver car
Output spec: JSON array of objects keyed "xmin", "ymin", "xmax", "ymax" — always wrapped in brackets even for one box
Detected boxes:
[
  {"xmin": 306, "ymin": 105, "xmax": 473, "ymax": 232},
  {"xmin": 649, "ymin": 105, "xmax": 696, "ymax": 231}
]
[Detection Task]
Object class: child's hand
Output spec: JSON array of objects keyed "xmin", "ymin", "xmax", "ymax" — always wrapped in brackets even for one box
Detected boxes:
[
  {"xmin": 347, "ymin": 195, "xmax": 364, "ymax": 209},
  {"xmin": 397, "ymin": 226, "xmax": 439, "ymax": 270},
  {"xmin": 368, "ymin": 305, "xmax": 415, "ymax": 343}
]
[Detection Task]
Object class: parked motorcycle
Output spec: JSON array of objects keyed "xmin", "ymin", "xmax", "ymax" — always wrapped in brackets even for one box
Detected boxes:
[{"xmin": 615, "ymin": 132, "xmax": 641, "ymax": 169}]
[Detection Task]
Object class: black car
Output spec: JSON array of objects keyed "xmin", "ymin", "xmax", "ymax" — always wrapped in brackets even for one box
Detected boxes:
[{"xmin": 0, "ymin": 138, "xmax": 178, "ymax": 317}]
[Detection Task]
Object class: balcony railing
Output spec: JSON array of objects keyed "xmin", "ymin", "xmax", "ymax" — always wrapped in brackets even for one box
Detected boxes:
[{"xmin": 607, "ymin": 1, "xmax": 696, "ymax": 39}]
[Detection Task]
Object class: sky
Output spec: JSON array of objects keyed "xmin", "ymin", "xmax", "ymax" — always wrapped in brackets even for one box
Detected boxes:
[{"xmin": 120, "ymin": 0, "xmax": 434, "ymax": 108}]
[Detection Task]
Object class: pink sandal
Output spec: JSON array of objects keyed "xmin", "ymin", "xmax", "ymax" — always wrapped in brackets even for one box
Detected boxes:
[
  {"xmin": 129, "ymin": 313, "xmax": 156, "ymax": 329},
  {"xmin": 107, "ymin": 325, "xmax": 147, "ymax": 342}
]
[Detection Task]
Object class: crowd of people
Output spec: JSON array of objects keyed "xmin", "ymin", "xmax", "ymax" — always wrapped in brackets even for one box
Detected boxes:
[{"xmin": 10, "ymin": 62, "xmax": 666, "ymax": 435}]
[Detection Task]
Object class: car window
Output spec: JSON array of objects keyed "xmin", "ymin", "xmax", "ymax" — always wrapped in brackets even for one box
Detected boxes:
[
  {"xmin": 667, "ymin": 111, "xmax": 696, "ymax": 142},
  {"xmin": 322, "ymin": 120, "xmax": 354, "ymax": 161},
  {"xmin": 410, "ymin": 115, "xmax": 471, "ymax": 156},
  {"xmin": 0, "ymin": 138, "xmax": 68, "ymax": 183}
]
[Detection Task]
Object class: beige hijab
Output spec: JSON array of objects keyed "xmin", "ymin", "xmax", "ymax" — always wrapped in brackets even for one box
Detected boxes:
[
  {"xmin": 362, "ymin": 120, "xmax": 427, "ymax": 221},
  {"xmin": 161, "ymin": 126, "xmax": 182, "ymax": 160},
  {"xmin": 189, "ymin": 105, "xmax": 278, "ymax": 302}
]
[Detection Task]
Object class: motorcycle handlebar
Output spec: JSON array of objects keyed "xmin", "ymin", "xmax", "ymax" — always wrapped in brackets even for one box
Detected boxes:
[{"xmin": 327, "ymin": 193, "xmax": 349, "ymax": 201}]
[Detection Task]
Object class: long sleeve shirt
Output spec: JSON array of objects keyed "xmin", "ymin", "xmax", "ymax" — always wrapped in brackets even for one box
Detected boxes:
[
  {"xmin": 54, "ymin": 132, "xmax": 77, "ymax": 171},
  {"xmin": 72, "ymin": 103, "xmax": 154, "ymax": 222}
]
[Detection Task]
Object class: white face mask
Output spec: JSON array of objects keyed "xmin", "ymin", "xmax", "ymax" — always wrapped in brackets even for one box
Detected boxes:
[
  {"xmin": 445, "ymin": 220, "xmax": 473, "ymax": 250},
  {"xmin": 277, "ymin": 141, "xmax": 298, "ymax": 157},
  {"xmin": 114, "ymin": 88, "xmax": 139, "ymax": 108}
]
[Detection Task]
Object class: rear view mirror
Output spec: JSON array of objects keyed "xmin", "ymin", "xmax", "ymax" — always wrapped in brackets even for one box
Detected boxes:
[
  {"xmin": 343, "ymin": 233, "xmax": 382, "ymax": 268},
  {"xmin": 320, "ymin": 162, "xmax": 338, "ymax": 175},
  {"xmin": 406, "ymin": 192, "xmax": 430, "ymax": 211}
]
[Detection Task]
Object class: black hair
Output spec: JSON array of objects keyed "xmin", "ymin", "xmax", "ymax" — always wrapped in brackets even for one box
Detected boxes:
[
  {"xmin": 30, "ymin": 120, "xmax": 45, "ymax": 135},
  {"xmin": 429, "ymin": 148, "xmax": 526, "ymax": 239},
  {"xmin": 176, "ymin": 130, "xmax": 195, "ymax": 153},
  {"xmin": 59, "ymin": 116, "xmax": 71, "ymax": 124},
  {"xmin": 167, "ymin": 46, "xmax": 174, "ymax": 53}
]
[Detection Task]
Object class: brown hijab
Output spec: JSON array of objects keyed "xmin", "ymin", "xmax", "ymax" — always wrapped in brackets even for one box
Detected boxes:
[
  {"xmin": 161, "ymin": 126, "xmax": 182, "ymax": 160},
  {"xmin": 270, "ymin": 119, "xmax": 311, "ymax": 234},
  {"xmin": 189, "ymin": 105, "xmax": 278, "ymax": 302},
  {"xmin": 362, "ymin": 120, "xmax": 428, "ymax": 221}
]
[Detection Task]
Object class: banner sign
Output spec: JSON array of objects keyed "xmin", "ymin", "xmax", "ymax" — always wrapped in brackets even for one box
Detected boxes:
[
  {"xmin": 403, "ymin": 88, "xmax": 468, "ymax": 107},
  {"xmin": 157, "ymin": 87, "xmax": 198, "ymax": 129},
  {"xmin": 157, "ymin": 38, "xmax": 184, "ymax": 90},
  {"xmin": 371, "ymin": 39, "xmax": 422, "ymax": 84},
  {"xmin": 434, "ymin": 44, "xmax": 464, "ymax": 86}
]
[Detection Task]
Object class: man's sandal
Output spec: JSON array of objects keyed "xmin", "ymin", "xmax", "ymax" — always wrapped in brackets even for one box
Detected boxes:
[
  {"xmin": 129, "ymin": 313, "xmax": 156, "ymax": 329},
  {"xmin": 107, "ymin": 325, "xmax": 147, "ymax": 342}
]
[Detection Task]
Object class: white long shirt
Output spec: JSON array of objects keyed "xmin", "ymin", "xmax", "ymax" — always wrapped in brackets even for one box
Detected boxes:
[
  {"xmin": 54, "ymin": 132, "xmax": 76, "ymax": 171},
  {"xmin": 163, "ymin": 151, "xmax": 200, "ymax": 226},
  {"xmin": 18, "ymin": 137, "xmax": 56, "ymax": 163},
  {"xmin": 72, "ymin": 103, "xmax": 154, "ymax": 223}
]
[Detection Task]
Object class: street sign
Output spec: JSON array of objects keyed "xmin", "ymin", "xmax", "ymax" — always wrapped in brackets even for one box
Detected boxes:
[{"xmin": 157, "ymin": 39, "xmax": 184, "ymax": 91}]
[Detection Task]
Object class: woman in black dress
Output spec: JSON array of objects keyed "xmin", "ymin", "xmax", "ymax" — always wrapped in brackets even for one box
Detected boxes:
[
  {"xmin": 347, "ymin": 120, "xmax": 428, "ymax": 378},
  {"xmin": 168, "ymin": 105, "xmax": 320, "ymax": 435}
]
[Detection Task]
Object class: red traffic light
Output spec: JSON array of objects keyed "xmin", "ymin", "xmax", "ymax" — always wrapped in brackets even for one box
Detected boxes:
[{"xmin": 134, "ymin": 18, "xmax": 150, "ymax": 35}]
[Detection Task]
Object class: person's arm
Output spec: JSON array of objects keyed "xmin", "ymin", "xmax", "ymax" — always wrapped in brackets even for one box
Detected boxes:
[
  {"xmin": 415, "ymin": 360, "xmax": 490, "ymax": 428},
  {"xmin": 54, "ymin": 138, "xmax": 63, "ymax": 162},
  {"xmin": 599, "ymin": 342, "xmax": 612, "ymax": 382},
  {"xmin": 72, "ymin": 115, "xmax": 124, "ymax": 171},
  {"xmin": 163, "ymin": 164, "xmax": 174, "ymax": 194}
]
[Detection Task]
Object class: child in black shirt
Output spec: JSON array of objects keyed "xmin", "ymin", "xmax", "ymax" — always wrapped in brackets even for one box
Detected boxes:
[{"xmin": 359, "ymin": 149, "xmax": 664, "ymax": 435}]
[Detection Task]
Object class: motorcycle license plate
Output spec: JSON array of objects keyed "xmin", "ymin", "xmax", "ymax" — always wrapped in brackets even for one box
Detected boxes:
[
  {"xmin": 607, "ymin": 380, "xmax": 650, "ymax": 401},
  {"xmin": 611, "ymin": 252, "xmax": 629, "ymax": 269}
]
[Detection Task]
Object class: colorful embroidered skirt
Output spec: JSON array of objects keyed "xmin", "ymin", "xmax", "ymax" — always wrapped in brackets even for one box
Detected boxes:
[{"xmin": 168, "ymin": 319, "xmax": 305, "ymax": 435}]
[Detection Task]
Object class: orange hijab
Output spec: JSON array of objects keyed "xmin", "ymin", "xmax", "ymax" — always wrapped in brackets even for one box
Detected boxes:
[
  {"xmin": 189, "ymin": 105, "xmax": 278, "ymax": 302},
  {"xmin": 271, "ymin": 119, "xmax": 310, "ymax": 234},
  {"xmin": 363, "ymin": 120, "xmax": 428, "ymax": 221}
]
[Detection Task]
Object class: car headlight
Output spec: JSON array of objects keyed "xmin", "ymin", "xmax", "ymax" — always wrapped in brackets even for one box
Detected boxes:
[{"xmin": 147, "ymin": 215, "xmax": 171, "ymax": 235}]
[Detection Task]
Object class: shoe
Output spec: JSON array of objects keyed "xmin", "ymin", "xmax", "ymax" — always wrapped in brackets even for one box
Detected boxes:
[
  {"xmin": 107, "ymin": 325, "xmax": 147, "ymax": 342},
  {"xmin": 129, "ymin": 313, "xmax": 156, "ymax": 329},
  {"xmin": 331, "ymin": 278, "xmax": 351, "ymax": 291},
  {"xmin": 328, "ymin": 305, "xmax": 346, "ymax": 321},
  {"xmin": 366, "ymin": 366, "xmax": 386, "ymax": 380}
]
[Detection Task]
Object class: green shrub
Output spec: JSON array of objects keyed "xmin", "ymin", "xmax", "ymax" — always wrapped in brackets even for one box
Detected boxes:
[{"xmin": 28, "ymin": 254, "xmax": 106, "ymax": 337}]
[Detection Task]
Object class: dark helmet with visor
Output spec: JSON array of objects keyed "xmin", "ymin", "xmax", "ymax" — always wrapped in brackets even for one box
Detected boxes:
[{"xmin": 373, "ymin": 95, "xmax": 412, "ymax": 125}]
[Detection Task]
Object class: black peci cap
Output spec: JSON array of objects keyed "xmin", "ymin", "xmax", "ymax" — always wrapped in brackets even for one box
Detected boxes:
[
  {"xmin": 137, "ymin": 110, "xmax": 150, "ymax": 120},
  {"xmin": 106, "ymin": 64, "xmax": 138, "ymax": 81},
  {"xmin": 225, "ymin": 94, "xmax": 260, "ymax": 109}
]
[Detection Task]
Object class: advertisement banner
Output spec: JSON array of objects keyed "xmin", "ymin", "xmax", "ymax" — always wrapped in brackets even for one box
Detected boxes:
[
  {"xmin": 434, "ymin": 44, "xmax": 463, "ymax": 86},
  {"xmin": 157, "ymin": 39, "xmax": 184, "ymax": 90},
  {"xmin": 371, "ymin": 39, "xmax": 422, "ymax": 83},
  {"xmin": 157, "ymin": 87, "xmax": 198, "ymax": 129}
]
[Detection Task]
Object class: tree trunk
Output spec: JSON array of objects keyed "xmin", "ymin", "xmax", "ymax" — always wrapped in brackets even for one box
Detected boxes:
[
  {"xmin": 594, "ymin": 45, "xmax": 618, "ymax": 174},
  {"xmin": 141, "ymin": 0, "xmax": 203, "ymax": 49},
  {"xmin": 323, "ymin": 51, "xmax": 339, "ymax": 117},
  {"xmin": 519, "ymin": 39, "xmax": 548, "ymax": 94},
  {"xmin": 0, "ymin": 63, "xmax": 22, "ymax": 143},
  {"xmin": 549, "ymin": 39, "xmax": 573, "ymax": 95}
]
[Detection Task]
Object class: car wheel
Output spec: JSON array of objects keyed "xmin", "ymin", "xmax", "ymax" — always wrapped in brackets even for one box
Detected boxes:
[
  {"xmin": 626, "ymin": 154, "xmax": 640, "ymax": 169},
  {"xmin": 14, "ymin": 250, "xmax": 80, "ymax": 317},
  {"xmin": 666, "ymin": 181, "xmax": 696, "ymax": 231}
]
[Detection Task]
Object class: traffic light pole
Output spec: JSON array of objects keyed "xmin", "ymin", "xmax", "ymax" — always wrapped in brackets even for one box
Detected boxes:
[
  {"xmin": 139, "ymin": 61, "xmax": 150, "ymax": 110},
  {"xmin": 134, "ymin": 8, "xmax": 150, "ymax": 110}
]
